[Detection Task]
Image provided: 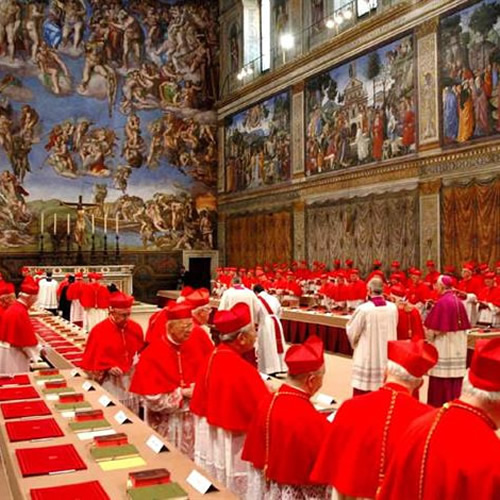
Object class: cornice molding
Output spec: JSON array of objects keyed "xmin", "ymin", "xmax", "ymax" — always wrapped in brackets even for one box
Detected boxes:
[{"xmin": 218, "ymin": 140, "xmax": 500, "ymax": 214}]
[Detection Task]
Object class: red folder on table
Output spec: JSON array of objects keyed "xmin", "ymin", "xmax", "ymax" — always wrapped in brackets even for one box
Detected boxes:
[
  {"xmin": 55, "ymin": 346, "xmax": 81, "ymax": 354},
  {"xmin": 1, "ymin": 400, "xmax": 51, "ymax": 419},
  {"xmin": 6, "ymin": 417, "xmax": 64, "ymax": 442},
  {"xmin": 0, "ymin": 375, "xmax": 31, "ymax": 386},
  {"xmin": 49, "ymin": 341, "xmax": 74, "ymax": 347},
  {"xmin": 64, "ymin": 353, "xmax": 83, "ymax": 360},
  {"xmin": 16, "ymin": 444, "xmax": 87, "ymax": 476},
  {"xmin": 0, "ymin": 386, "xmax": 39, "ymax": 401},
  {"xmin": 30, "ymin": 480, "xmax": 110, "ymax": 500}
]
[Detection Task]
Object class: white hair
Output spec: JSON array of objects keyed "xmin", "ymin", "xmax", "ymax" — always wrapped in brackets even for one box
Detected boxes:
[
  {"xmin": 219, "ymin": 323, "xmax": 253, "ymax": 342},
  {"xmin": 386, "ymin": 360, "xmax": 422, "ymax": 385},
  {"xmin": 368, "ymin": 278, "xmax": 384, "ymax": 294},
  {"xmin": 462, "ymin": 371, "xmax": 500, "ymax": 403}
]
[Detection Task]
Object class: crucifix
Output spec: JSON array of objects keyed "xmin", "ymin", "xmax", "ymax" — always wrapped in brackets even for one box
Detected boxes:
[{"xmin": 60, "ymin": 195, "xmax": 98, "ymax": 250}]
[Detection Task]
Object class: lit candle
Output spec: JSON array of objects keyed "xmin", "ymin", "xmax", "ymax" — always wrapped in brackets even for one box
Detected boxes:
[
  {"xmin": 40, "ymin": 212, "xmax": 44, "ymax": 233},
  {"xmin": 67, "ymin": 213, "xmax": 70, "ymax": 235},
  {"xmin": 53, "ymin": 213, "xmax": 57, "ymax": 235},
  {"xmin": 104, "ymin": 213, "xmax": 107, "ymax": 234},
  {"xmin": 115, "ymin": 214, "xmax": 119, "ymax": 235},
  {"xmin": 92, "ymin": 214, "xmax": 95, "ymax": 234}
]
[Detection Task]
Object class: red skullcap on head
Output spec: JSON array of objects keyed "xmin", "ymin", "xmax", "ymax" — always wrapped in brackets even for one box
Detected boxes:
[
  {"xmin": 462, "ymin": 263, "xmax": 474, "ymax": 272},
  {"xmin": 214, "ymin": 303, "xmax": 251, "ymax": 335},
  {"xmin": 109, "ymin": 292, "xmax": 134, "ymax": 309},
  {"xmin": 285, "ymin": 335, "xmax": 324, "ymax": 375},
  {"xmin": 469, "ymin": 338, "xmax": 500, "ymax": 392},
  {"xmin": 20, "ymin": 266, "xmax": 29, "ymax": 274},
  {"xmin": 391, "ymin": 261, "xmax": 400, "ymax": 268},
  {"xmin": 443, "ymin": 265, "xmax": 455, "ymax": 274},
  {"xmin": 388, "ymin": 340, "xmax": 438, "ymax": 378},
  {"xmin": 167, "ymin": 301, "xmax": 193, "ymax": 320},
  {"xmin": 180, "ymin": 286, "xmax": 194, "ymax": 298},
  {"xmin": 35, "ymin": 270, "xmax": 43, "ymax": 276},
  {"xmin": 373, "ymin": 259, "xmax": 382, "ymax": 267},
  {"xmin": 484, "ymin": 272, "xmax": 495, "ymax": 280},
  {"xmin": 390, "ymin": 284, "xmax": 406, "ymax": 298},
  {"xmin": 426, "ymin": 260, "xmax": 435, "ymax": 268},
  {"xmin": 345, "ymin": 259, "xmax": 353, "ymax": 266},
  {"xmin": 20, "ymin": 281, "xmax": 39, "ymax": 295},
  {"xmin": 351, "ymin": 268, "xmax": 360, "ymax": 275},
  {"xmin": 186, "ymin": 288, "xmax": 210, "ymax": 308},
  {"xmin": 409, "ymin": 268, "xmax": 422, "ymax": 277},
  {"xmin": 75, "ymin": 272, "xmax": 83, "ymax": 279}
]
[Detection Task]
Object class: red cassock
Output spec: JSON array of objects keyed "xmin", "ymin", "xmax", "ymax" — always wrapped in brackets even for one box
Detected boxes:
[
  {"xmin": 0, "ymin": 301, "xmax": 37, "ymax": 347},
  {"xmin": 242, "ymin": 384, "xmax": 328, "ymax": 485},
  {"xmin": 129, "ymin": 334, "xmax": 212, "ymax": 395},
  {"xmin": 79, "ymin": 283, "xmax": 110, "ymax": 309},
  {"xmin": 407, "ymin": 282, "xmax": 430, "ymax": 304},
  {"xmin": 190, "ymin": 343, "xmax": 271, "ymax": 433},
  {"xmin": 66, "ymin": 281, "xmax": 84, "ymax": 301},
  {"xmin": 145, "ymin": 308, "xmax": 168, "ymax": 344},
  {"xmin": 286, "ymin": 282, "xmax": 303, "ymax": 297},
  {"xmin": 396, "ymin": 306, "xmax": 424, "ymax": 341},
  {"xmin": 80, "ymin": 318, "xmax": 144, "ymax": 373},
  {"xmin": 424, "ymin": 270, "xmax": 440, "ymax": 286},
  {"xmin": 378, "ymin": 400, "xmax": 500, "ymax": 500},
  {"xmin": 457, "ymin": 277, "xmax": 482, "ymax": 296},
  {"xmin": 310, "ymin": 383, "xmax": 432, "ymax": 498},
  {"xmin": 477, "ymin": 285, "xmax": 500, "ymax": 307},
  {"xmin": 346, "ymin": 280, "xmax": 367, "ymax": 301},
  {"xmin": 20, "ymin": 276, "xmax": 36, "ymax": 289}
]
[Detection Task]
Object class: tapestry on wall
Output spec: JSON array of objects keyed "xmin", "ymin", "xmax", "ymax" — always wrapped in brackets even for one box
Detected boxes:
[
  {"xmin": 0, "ymin": 0, "xmax": 218, "ymax": 253},
  {"xmin": 306, "ymin": 189, "xmax": 419, "ymax": 275},
  {"xmin": 304, "ymin": 34, "xmax": 416, "ymax": 175},
  {"xmin": 226, "ymin": 211, "xmax": 292, "ymax": 268},
  {"xmin": 225, "ymin": 90, "xmax": 291, "ymax": 193},
  {"xmin": 440, "ymin": 0, "xmax": 500, "ymax": 145}
]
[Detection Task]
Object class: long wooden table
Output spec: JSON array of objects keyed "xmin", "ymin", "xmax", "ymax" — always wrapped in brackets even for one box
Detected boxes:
[
  {"xmin": 0, "ymin": 370, "xmax": 237, "ymax": 500},
  {"xmin": 157, "ymin": 290, "xmax": 353, "ymax": 355}
]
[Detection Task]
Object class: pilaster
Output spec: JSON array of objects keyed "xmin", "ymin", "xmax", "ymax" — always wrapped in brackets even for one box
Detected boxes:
[{"xmin": 419, "ymin": 179, "xmax": 442, "ymax": 269}]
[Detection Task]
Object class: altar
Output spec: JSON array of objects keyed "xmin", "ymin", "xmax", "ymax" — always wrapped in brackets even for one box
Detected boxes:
[{"xmin": 27, "ymin": 266, "xmax": 159, "ymax": 331}]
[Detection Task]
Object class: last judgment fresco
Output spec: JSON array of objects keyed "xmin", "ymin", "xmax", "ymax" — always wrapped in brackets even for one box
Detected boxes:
[
  {"xmin": 0, "ymin": 0, "xmax": 218, "ymax": 252},
  {"xmin": 305, "ymin": 34, "xmax": 416, "ymax": 175}
]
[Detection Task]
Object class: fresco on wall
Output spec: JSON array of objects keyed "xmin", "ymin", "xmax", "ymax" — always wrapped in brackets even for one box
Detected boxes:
[
  {"xmin": 440, "ymin": 0, "xmax": 500, "ymax": 145},
  {"xmin": 225, "ymin": 91, "xmax": 291, "ymax": 192},
  {"xmin": 305, "ymin": 34, "xmax": 416, "ymax": 175},
  {"xmin": 0, "ymin": 0, "xmax": 218, "ymax": 252}
]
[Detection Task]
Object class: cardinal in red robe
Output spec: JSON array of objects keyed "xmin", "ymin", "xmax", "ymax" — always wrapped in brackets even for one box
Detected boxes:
[
  {"xmin": 0, "ymin": 282, "xmax": 16, "ymax": 325},
  {"xmin": 242, "ymin": 336, "xmax": 330, "ymax": 498},
  {"xmin": 190, "ymin": 302, "xmax": 270, "ymax": 498},
  {"xmin": 389, "ymin": 285, "xmax": 424, "ymax": 341},
  {"xmin": 0, "ymin": 281, "xmax": 42, "ymax": 374},
  {"xmin": 79, "ymin": 272, "xmax": 110, "ymax": 332},
  {"xmin": 130, "ymin": 301, "xmax": 212, "ymax": 459},
  {"xmin": 378, "ymin": 337, "xmax": 500, "ymax": 499},
  {"xmin": 80, "ymin": 292, "xmax": 144, "ymax": 412},
  {"xmin": 310, "ymin": 339, "xmax": 438, "ymax": 498}
]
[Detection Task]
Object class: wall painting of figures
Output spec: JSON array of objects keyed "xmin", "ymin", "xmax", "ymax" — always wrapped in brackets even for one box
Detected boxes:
[
  {"xmin": 440, "ymin": 0, "xmax": 500, "ymax": 145},
  {"xmin": 0, "ymin": 0, "xmax": 218, "ymax": 253},
  {"xmin": 304, "ymin": 34, "xmax": 416, "ymax": 176},
  {"xmin": 224, "ymin": 90, "xmax": 291, "ymax": 193}
]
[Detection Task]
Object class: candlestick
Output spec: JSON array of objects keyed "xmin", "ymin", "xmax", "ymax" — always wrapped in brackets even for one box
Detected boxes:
[
  {"xmin": 40, "ymin": 212, "xmax": 44, "ymax": 234},
  {"xmin": 53, "ymin": 213, "xmax": 57, "ymax": 235},
  {"xmin": 104, "ymin": 213, "xmax": 107, "ymax": 234},
  {"xmin": 67, "ymin": 213, "xmax": 70, "ymax": 235},
  {"xmin": 115, "ymin": 214, "xmax": 119, "ymax": 235},
  {"xmin": 92, "ymin": 214, "xmax": 95, "ymax": 234}
]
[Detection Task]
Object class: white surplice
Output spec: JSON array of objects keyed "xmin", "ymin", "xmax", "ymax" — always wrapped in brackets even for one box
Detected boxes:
[
  {"xmin": 255, "ymin": 291, "xmax": 286, "ymax": 374},
  {"xmin": 36, "ymin": 278, "xmax": 59, "ymax": 309},
  {"xmin": 346, "ymin": 300, "xmax": 398, "ymax": 391},
  {"xmin": 218, "ymin": 285, "xmax": 263, "ymax": 324}
]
